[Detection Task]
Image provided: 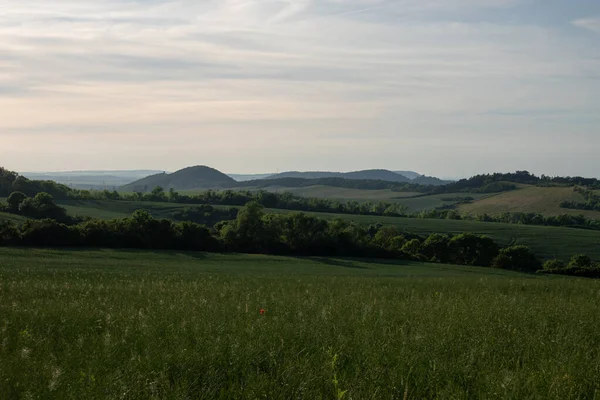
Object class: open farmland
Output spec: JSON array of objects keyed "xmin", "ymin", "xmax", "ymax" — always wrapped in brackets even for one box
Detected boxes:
[
  {"xmin": 458, "ymin": 186, "xmax": 600, "ymax": 219},
  {"xmin": 1, "ymin": 248, "xmax": 600, "ymax": 399},
  {"xmin": 260, "ymin": 185, "xmax": 422, "ymax": 200},
  {"xmin": 47, "ymin": 199, "xmax": 600, "ymax": 261}
]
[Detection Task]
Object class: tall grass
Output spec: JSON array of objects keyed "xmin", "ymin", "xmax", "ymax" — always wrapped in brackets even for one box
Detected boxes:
[{"xmin": 2, "ymin": 249, "xmax": 600, "ymax": 399}]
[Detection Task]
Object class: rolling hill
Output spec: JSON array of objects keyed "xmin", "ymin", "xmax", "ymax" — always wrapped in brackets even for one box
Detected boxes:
[
  {"xmin": 413, "ymin": 175, "xmax": 452, "ymax": 186},
  {"xmin": 121, "ymin": 166, "xmax": 236, "ymax": 191},
  {"xmin": 457, "ymin": 185, "xmax": 600, "ymax": 219},
  {"xmin": 266, "ymin": 169, "xmax": 413, "ymax": 183}
]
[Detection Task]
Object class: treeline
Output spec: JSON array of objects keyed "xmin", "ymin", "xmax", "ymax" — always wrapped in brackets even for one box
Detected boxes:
[
  {"xmin": 74, "ymin": 188, "xmax": 600, "ymax": 231},
  {"xmin": 78, "ymin": 187, "xmax": 410, "ymax": 217},
  {"xmin": 170, "ymin": 205, "xmax": 239, "ymax": 227},
  {"xmin": 409, "ymin": 209, "xmax": 600, "ymax": 230},
  {"xmin": 560, "ymin": 186, "xmax": 600, "ymax": 212},
  {"xmin": 433, "ymin": 171, "xmax": 600, "ymax": 194},
  {"xmin": 1, "ymin": 202, "xmax": 598, "ymax": 278},
  {"xmin": 540, "ymin": 255, "xmax": 600, "ymax": 279},
  {"xmin": 0, "ymin": 168, "xmax": 75, "ymax": 199},
  {"xmin": 0, "ymin": 191, "xmax": 74, "ymax": 224}
]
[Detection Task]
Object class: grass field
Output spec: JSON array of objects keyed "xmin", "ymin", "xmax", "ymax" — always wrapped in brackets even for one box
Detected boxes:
[
  {"xmin": 1, "ymin": 248, "xmax": 599, "ymax": 399},
  {"xmin": 256, "ymin": 186, "xmax": 493, "ymax": 212},
  {"xmin": 53, "ymin": 199, "xmax": 600, "ymax": 261},
  {"xmin": 458, "ymin": 186, "xmax": 600, "ymax": 219}
]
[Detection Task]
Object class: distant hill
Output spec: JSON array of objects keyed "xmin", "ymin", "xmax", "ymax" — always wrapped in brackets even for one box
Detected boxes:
[
  {"xmin": 122, "ymin": 166, "xmax": 236, "ymax": 191},
  {"xmin": 394, "ymin": 171, "xmax": 421, "ymax": 180},
  {"xmin": 267, "ymin": 170, "xmax": 412, "ymax": 183},
  {"xmin": 22, "ymin": 170, "xmax": 164, "ymax": 190},
  {"xmin": 228, "ymin": 173, "xmax": 274, "ymax": 182},
  {"xmin": 413, "ymin": 175, "xmax": 453, "ymax": 186}
]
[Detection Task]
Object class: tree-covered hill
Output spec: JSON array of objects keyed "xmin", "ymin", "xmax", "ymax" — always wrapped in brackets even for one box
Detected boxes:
[{"xmin": 0, "ymin": 167, "xmax": 74, "ymax": 199}]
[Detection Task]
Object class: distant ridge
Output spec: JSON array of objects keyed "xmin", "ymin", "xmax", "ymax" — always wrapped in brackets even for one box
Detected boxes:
[
  {"xmin": 394, "ymin": 171, "xmax": 421, "ymax": 180},
  {"xmin": 228, "ymin": 173, "xmax": 274, "ymax": 182},
  {"xmin": 122, "ymin": 166, "xmax": 236, "ymax": 191},
  {"xmin": 266, "ymin": 169, "xmax": 413, "ymax": 183},
  {"xmin": 413, "ymin": 175, "xmax": 452, "ymax": 186}
]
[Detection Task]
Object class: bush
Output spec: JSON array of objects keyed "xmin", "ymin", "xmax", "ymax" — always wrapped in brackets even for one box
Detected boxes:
[
  {"xmin": 492, "ymin": 245, "xmax": 541, "ymax": 272},
  {"xmin": 20, "ymin": 219, "xmax": 82, "ymax": 246},
  {"xmin": 569, "ymin": 254, "xmax": 593, "ymax": 268},
  {"xmin": 542, "ymin": 259, "xmax": 566, "ymax": 270}
]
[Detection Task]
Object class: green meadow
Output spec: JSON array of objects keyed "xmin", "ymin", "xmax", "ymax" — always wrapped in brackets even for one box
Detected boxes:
[{"xmin": 1, "ymin": 248, "xmax": 600, "ymax": 399}]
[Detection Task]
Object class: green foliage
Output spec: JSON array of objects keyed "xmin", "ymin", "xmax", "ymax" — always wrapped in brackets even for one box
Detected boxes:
[
  {"xmin": 0, "ymin": 167, "xmax": 75, "ymax": 199},
  {"xmin": 542, "ymin": 259, "xmax": 566, "ymax": 270},
  {"xmin": 493, "ymin": 245, "xmax": 542, "ymax": 272},
  {"xmin": 7, "ymin": 191, "xmax": 27, "ymax": 211},
  {"xmin": 560, "ymin": 186, "xmax": 600, "ymax": 211},
  {"xmin": 3, "ymin": 191, "xmax": 72, "ymax": 223},
  {"xmin": 569, "ymin": 254, "xmax": 593, "ymax": 268},
  {"xmin": 448, "ymin": 233, "xmax": 499, "ymax": 266},
  {"xmin": 540, "ymin": 256, "xmax": 600, "ymax": 278}
]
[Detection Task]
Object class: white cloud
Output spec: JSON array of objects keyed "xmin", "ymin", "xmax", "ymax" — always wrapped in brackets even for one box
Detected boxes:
[
  {"xmin": 572, "ymin": 17, "xmax": 600, "ymax": 33},
  {"xmin": 0, "ymin": 0, "xmax": 599, "ymax": 175}
]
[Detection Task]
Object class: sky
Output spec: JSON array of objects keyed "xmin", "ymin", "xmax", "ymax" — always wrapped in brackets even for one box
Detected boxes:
[{"xmin": 1, "ymin": 0, "xmax": 599, "ymax": 178}]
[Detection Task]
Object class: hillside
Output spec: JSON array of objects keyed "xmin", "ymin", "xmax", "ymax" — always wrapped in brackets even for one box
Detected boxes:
[
  {"xmin": 457, "ymin": 185, "xmax": 600, "ymax": 219},
  {"xmin": 122, "ymin": 166, "xmax": 236, "ymax": 191},
  {"xmin": 228, "ymin": 173, "xmax": 273, "ymax": 182},
  {"xmin": 413, "ymin": 175, "xmax": 452, "ymax": 186},
  {"xmin": 394, "ymin": 170, "xmax": 421, "ymax": 180},
  {"xmin": 267, "ymin": 169, "xmax": 412, "ymax": 183}
]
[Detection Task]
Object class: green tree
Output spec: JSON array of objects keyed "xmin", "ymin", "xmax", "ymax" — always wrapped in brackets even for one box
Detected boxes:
[
  {"xmin": 7, "ymin": 191, "xmax": 27, "ymax": 212},
  {"xmin": 448, "ymin": 233, "xmax": 498, "ymax": 266},
  {"xmin": 492, "ymin": 245, "xmax": 541, "ymax": 272},
  {"xmin": 569, "ymin": 254, "xmax": 592, "ymax": 268},
  {"xmin": 401, "ymin": 239, "xmax": 422, "ymax": 256},
  {"xmin": 421, "ymin": 234, "xmax": 450, "ymax": 262}
]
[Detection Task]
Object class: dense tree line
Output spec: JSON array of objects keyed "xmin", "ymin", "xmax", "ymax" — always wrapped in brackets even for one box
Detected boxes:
[
  {"xmin": 170, "ymin": 205, "xmax": 239, "ymax": 227},
  {"xmin": 3, "ymin": 201, "xmax": 597, "ymax": 277},
  {"xmin": 413, "ymin": 209, "xmax": 600, "ymax": 230},
  {"xmin": 540, "ymin": 255, "xmax": 600, "ymax": 278}
]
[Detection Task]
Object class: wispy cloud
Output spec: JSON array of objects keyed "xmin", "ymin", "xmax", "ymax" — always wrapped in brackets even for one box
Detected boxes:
[
  {"xmin": 1, "ymin": 0, "xmax": 599, "ymax": 175},
  {"xmin": 572, "ymin": 16, "xmax": 600, "ymax": 33}
]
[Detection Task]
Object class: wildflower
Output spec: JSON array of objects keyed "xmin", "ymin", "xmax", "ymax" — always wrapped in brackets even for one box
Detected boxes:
[{"xmin": 260, "ymin": 309, "xmax": 266, "ymax": 315}]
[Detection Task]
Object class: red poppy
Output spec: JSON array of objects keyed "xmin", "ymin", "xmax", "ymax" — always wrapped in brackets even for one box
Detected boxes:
[{"xmin": 260, "ymin": 309, "xmax": 266, "ymax": 315}]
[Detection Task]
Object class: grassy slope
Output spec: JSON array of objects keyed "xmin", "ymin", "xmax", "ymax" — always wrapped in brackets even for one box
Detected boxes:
[
  {"xmin": 220, "ymin": 186, "xmax": 492, "ymax": 212},
  {"xmin": 1, "ymin": 248, "xmax": 599, "ymax": 399},
  {"xmin": 458, "ymin": 186, "xmax": 600, "ymax": 219},
  {"xmin": 56, "ymin": 199, "xmax": 600, "ymax": 260},
  {"xmin": 259, "ymin": 185, "xmax": 422, "ymax": 200},
  {"xmin": 0, "ymin": 211, "xmax": 27, "ymax": 224}
]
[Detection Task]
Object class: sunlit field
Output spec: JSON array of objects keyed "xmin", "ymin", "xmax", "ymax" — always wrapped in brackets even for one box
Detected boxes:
[{"xmin": 1, "ymin": 248, "xmax": 600, "ymax": 399}]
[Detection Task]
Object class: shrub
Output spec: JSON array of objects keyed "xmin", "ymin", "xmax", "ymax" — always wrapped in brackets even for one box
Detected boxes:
[{"xmin": 492, "ymin": 245, "xmax": 541, "ymax": 272}]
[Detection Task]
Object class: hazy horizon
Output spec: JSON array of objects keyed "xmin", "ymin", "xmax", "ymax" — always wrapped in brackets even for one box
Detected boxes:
[{"xmin": 2, "ymin": 0, "xmax": 599, "ymax": 177}]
